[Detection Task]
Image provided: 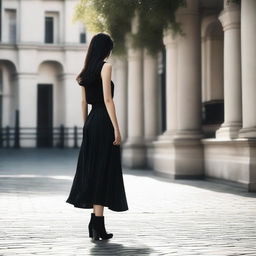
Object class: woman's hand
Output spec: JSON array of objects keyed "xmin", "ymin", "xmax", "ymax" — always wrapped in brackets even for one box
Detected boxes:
[{"xmin": 113, "ymin": 128, "xmax": 121, "ymax": 146}]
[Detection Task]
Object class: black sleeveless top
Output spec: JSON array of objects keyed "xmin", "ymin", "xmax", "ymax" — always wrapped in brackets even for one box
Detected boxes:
[{"xmin": 78, "ymin": 61, "xmax": 114, "ymax": 105}]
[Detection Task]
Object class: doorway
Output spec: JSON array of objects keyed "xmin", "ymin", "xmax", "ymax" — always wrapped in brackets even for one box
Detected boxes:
[{"xmin": 37, "ymin": 84, "xmax": 53, "ymax": 147}]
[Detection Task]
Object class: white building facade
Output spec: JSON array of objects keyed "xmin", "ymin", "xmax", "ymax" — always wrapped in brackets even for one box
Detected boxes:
[
  {"xmin": 0, "ymin": 0, "xmax": 90, "ymax": 147},
  {"xmin": 1, "ymin": 0, "xmax": 256, "ymax": 192}
]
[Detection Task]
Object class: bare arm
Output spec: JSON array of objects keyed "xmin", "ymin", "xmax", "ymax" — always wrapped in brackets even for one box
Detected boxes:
[
  {"xmin": 81, "ymin": 86, "xmax": 87, "ymax": 122},
  {"xmin": 101, "ymin": 62, "xmax": 121, "ymax": 145}
]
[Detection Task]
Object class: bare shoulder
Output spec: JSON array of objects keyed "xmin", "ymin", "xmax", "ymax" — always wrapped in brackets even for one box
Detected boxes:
[
  {"xmin": 102, "ymin": 62, "xmax": 112, "ymax": 71},
  {"xmin": 101, "ymin": 62, "xmax": 112, "ymax": 78}
]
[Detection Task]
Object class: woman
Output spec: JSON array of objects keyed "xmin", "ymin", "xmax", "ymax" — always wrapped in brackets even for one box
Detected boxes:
[{"xmin": 66, "ymin": 33, "xmax": 129, "ymax": 241}]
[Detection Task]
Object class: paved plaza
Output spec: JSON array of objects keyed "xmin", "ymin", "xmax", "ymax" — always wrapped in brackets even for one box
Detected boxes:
[{"xmin": 0, "ymin": 148, "xmax": 256, "ymax": 256}]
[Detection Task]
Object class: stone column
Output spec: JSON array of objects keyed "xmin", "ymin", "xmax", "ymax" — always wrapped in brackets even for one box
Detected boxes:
[
  {"xmin": 152, "ymin": 0, "xmax": 203, "ymax": 178},
  {"xmin": 122, "ymin": 34, "xmax": 146, "ymax": 168},
  {"xmin": 16, "ymin": 73, "xmax": 37, "ymax": 147},
  {"xmin": 143, "ymin": 48, "xmax": 159, "ymax": 143},
  {"xmin": 216, "ymin": 0, "xmax": 242, "ymax": 139},
  {"xmin": 143, "ymin": 48, "xmax": 159, "ymax": 168},
  {"xmin": 112, "ymin": 55, "xmax": 128, "ymax": 142},
  {"xmin": 149, "ymin": 29, "xmax": 178, "ymax": 170},
  {"xmin": 175, "ymin": 0, "xmax": 202, "ymax": 139},
  {"xmin": 239, "ymin": 0, "xmax": 256, "ymax": 138}
]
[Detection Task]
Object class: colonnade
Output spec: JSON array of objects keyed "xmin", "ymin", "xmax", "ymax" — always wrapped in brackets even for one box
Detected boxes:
[
  {"xmin": 116, "ymin": 0, "xmax": 256, "ymax": 189},
  {"xmin": 121, "ymin": 0, "xmax": 204, "ymax": 176}
]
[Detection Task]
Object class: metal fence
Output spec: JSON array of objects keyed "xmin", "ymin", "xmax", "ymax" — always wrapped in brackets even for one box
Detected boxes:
[
  {"xmin": 0, "ymin": 110, "xmax": 83, "ymax": 148},
  {"xmin": 0, "ymin": 125, "xmax": 83, "ymax": 148}
]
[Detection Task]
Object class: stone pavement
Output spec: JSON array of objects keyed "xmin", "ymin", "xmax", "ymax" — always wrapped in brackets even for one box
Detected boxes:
[{"xmin": 0, "ymin": 148, "xmax": 256, "ymax": 256}]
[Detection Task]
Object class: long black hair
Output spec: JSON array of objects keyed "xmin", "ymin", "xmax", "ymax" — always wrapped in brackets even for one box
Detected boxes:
[{"xmin": 76, "ymin": 32, "xmax": 114, "ymax": 85}]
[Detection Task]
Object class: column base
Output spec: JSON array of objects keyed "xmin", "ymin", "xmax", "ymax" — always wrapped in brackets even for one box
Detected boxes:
[
  {"xmin": 173, "ymin": 130, "xmax": 204, "ymax": 139},
  {"xmin": 151, "ymin": 133, "xmax": 204, "ymax": 179},
  {"xmin": 216, "ymin": 122, "xmax": 242, "ymax": 139},
  {"xmin": 239, "ymin": 127, "xmax": 256, "ymax": 138},
  {"xmin": 202, "ymin": 138, "xmax": 256, "ymax": 192},
  {"xmin": 157, "ymin": 129, "xmax": 203, "ymax": 140},
  {"xmin": 122, "ymin": 138, "xmax": 146, "ymax": 169},
  {"xmin": 157, "ymin": 130, "xmax": 176, "ymax": 140},
  {"xmin": 144, "ymin": 137, "xmax": 158, "ymax": 169}
]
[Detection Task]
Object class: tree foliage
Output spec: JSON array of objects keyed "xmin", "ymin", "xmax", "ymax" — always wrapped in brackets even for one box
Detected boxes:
[
  {"xmin": 133, "ymin": 0, "xmax": 185, "ymax": 55},
  {"xmin": 73, "ymin": 0, "xmax": 185, "ymax": 56}
]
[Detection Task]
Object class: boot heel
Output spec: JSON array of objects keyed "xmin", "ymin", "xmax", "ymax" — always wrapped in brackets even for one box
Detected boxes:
[
  {"xmin": 88, "ymin": 226, "xmax": 93, "ymax": 238},
  {"xmin": 88, "ymin": 213, "xmax": 95, "ymax": 238},
  {"xmin": 92, "ymin": 229, "xmax": 100, "ymax": 241}
]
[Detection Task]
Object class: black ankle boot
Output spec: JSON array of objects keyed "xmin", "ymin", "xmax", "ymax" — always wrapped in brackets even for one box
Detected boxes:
[
  {"xmin": 92, "ymin": 216, "xmax": 113, "ymax": 241},
  {"xmin": 88, "ymin": 213, "xmax": 95, "ymax": 238}
]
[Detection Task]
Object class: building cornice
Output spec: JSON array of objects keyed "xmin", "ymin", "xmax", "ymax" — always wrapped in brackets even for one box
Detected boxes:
[{"xmin": 0, "ymin": 42, "xmax": 87, "ymax": 52}]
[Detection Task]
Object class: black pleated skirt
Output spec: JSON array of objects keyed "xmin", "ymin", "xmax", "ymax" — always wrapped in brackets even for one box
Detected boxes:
[{"xmin": 66, "ymin": 103, "xmax": 128, "ymax": 212}]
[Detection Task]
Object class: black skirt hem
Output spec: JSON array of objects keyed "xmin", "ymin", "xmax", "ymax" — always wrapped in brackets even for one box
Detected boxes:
[{"xmin": 66, "ymin": 199, "xmax": 129, "ymax": 212}]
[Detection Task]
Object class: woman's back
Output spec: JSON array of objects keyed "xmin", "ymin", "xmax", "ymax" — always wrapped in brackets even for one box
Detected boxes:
[{"xmin": 78, "ymin": 60, "xmax": 114, "ymax": 105}]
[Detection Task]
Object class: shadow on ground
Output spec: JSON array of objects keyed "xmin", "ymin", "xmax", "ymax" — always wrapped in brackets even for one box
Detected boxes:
[{"xmin": 90, "ymin": 241, "xmax": 153, "ymax": 255}]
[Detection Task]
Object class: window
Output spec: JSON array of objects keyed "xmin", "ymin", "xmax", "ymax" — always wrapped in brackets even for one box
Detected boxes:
[
  {"xmin": 45, "ymin": 16, "xmax": 54, "ymax": 43},
  {"xmin": 5, "ymin": 9, "xmax": 17, "ymax": 43},
  {"xmin": 79, "ymin": 23, "xmax": 86, "ymax": 43},
  {"xmin": 44, "ymin": 12, "xmax": 59, "ymax": 44}
]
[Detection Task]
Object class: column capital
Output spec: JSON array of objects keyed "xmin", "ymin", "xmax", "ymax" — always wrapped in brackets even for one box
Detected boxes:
[
  {"xmin": 131, "ymin": 9, "xmax": 139, "ymax": 34},
  {"xmin": 143, "ymin": 48, "xmax": 159, "ymax": 59},
  {"xmin": 176, "ymin": 0, "xmax": 199, "ymax": 16},
  {"xmin": 125, "ymin": 32, "xmax": 143, "ymax": 61},
  {"xmin": 127, "ymin": 49, "xmax": 142, "ymax": 61},
  {"xmin": 163, "ymin": 28, "xmax": 177, "ymax": 48},
  {"xmin": 219, "ymin": 5, "xmax": 240, "ymax": 31},
  {"xmin": 124, "ymin": 33, "xmax": 132, "ymax": 50}
]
